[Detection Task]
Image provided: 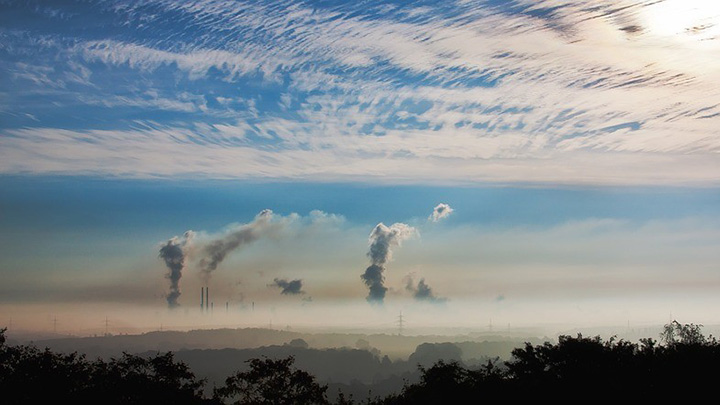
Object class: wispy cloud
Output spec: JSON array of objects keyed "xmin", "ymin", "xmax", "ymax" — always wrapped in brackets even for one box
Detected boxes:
[{"xmin": 2, "ymin": 124, "xmax": 719, "ymax": 185}]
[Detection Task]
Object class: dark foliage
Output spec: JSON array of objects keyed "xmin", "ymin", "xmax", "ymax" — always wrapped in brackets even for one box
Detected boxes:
[
  {"xmin": 89, "ymin": 351, "xmax": 207, "ymax": 404},
  {"xmin": 0, "ymin": 328, "xmax": 209, "ymax": 404},
  {"xmin": 213, "ymin": 356, "xmax": 329, "ymax": 404},
  {"xmin": 383, "ymin": 321, "xmax": 720, "ymax": 403},
  {"xmin": 3, "ymin": 321, "xmax": 720, "ymax": 404}
]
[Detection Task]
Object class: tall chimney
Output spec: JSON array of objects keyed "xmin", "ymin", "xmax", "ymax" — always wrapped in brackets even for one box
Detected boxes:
[
  {"xmin": 201, "ymin": 287, "xmax": 204, "ymax": 312},
  {"xmin": 206, "ymin": 287, "xmax": 209, "ymax": 313}
]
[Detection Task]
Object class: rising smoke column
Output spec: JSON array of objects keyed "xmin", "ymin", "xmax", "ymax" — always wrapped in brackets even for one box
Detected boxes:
[
  {"xmin": 429, "ymin": 203, "xmax": 454, "ymax": 222},
  {"xmin": 158, "ymin": 231, "xmax": 195, "ymax": 308},
  {"xmin": 361, "ymin": 223, "xmax": 416, "ymax": 304},
  {"xmin": 270, "ymin": 278, "xmax": 305, "ymax": 295},
  {"xmin": 198, "ymin": 209, "xmax": 275, "ymax": 282}
]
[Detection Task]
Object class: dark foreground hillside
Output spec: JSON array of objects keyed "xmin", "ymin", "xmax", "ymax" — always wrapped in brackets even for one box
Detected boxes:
[{"xmin": 1, "ymin": 321, "xmax": 717, "ymax": 404}]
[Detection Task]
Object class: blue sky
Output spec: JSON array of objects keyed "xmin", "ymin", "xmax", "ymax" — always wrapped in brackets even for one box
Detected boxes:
[{"xmin": 1, "ymin": 0, "xmax": 720, "ymax": 334}]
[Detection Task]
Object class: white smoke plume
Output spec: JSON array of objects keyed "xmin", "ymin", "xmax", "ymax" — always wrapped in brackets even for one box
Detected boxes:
[
  {"xmin": 429, "ymin": 203, "xmax": 454, "ymax": 222},
  {"xmin": 198, "ymin": 209, "xmax": 278, "ymax": 282},
  {"xmin": 361, "ymin": 222, "xmax": 417, "ymax": 304},
  {"xmin": 159, "ymin": 209, "xmax": 343, "ymax": 298}
]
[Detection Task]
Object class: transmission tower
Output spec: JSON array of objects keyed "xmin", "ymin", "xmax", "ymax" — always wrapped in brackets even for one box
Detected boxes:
[{"xmin": 397, "ymin": 311, "xmax": 404, "ymax": 336}]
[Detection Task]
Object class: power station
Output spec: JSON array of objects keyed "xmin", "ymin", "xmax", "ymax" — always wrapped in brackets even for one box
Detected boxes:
[{"xmin": 201, "ymin": 286, "xmax": 211, "ymax": 313}]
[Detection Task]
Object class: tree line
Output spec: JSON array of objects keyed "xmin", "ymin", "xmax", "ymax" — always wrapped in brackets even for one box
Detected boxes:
[{"xmin": 1, "ymin": 321, "xmax": 718, "ymax": 404}]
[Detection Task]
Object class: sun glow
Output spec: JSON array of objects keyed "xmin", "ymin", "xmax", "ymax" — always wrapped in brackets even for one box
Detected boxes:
[{"xmin": 642, "ymin": 0, "xmax": 720, "ymax": 41}]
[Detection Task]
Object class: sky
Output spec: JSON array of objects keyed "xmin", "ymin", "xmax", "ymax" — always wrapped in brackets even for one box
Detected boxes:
[{"xmin": 1, "ymin": 0, "xmax": 719, "ymax": 336}]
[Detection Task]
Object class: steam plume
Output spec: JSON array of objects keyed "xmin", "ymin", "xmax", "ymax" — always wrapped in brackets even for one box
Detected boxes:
[
  {"xmin": 158, "ymin": 231, "xmax": 194, "ymax": 308},
  {"xmin": 429, "ymin": 203, "xmax": 454, "ymax": 222},
  {"xmin": 361, "ymin": 223, "xmax": 416, "ymax": 304},
  {"xmin": 198, "ymin": 209, "xmax": 275, "ymax": 282},
  {"xmin": 270, "ymin": 278, "xmax": 305, "ymax": 295}
]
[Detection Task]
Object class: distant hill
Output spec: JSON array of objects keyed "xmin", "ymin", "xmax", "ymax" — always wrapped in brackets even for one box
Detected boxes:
[{"xmin": 29, "ymin": 327, "xmax": 544, "ymax": 361}]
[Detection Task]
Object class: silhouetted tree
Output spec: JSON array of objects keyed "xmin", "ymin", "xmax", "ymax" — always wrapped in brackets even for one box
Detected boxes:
[
  {"xmin": 89, "ymin": 351, "xmax": 207, "ymax": 404},
  {"xmin": 213, "ymin": 356, "xmax": 329, "ymax": 404},
  {"xmin": 660, "ymin": 320, "xmax": 714, "ymax": 346},
  {"xmin": 1, "ymin": 328, "xmax": 94, "ymax": 403},
  {"xmin": 0, "ymin": 328, "xmax": 208, "ymax": 404},
  {"xmin": 505, "ymin": 334, "xmax": 645, "ymax": 398},
  {"xmin": 380, "ymin": 357, "xmax": 509, "ymax": 404},
  {"xmin": 652, "ymin": 320, "xmax": 720, "ymax": 395},
  {"xmin": 389, "ymin": 321, "xmax": 720, "ymax": 402},
  {"xmin": 398, "ymin": 360, "xmax": 472, "ymax": 404},
  {"xmin": 5, "ymin": 321, "xmax": 720, "ymax": 404}
]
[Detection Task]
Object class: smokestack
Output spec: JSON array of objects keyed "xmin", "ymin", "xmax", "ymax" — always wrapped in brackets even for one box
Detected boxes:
[
  {"xmin": 206, "ymin": 287, "xmax": 209, "ymax": 313},
  {"xmin": 201, "ymin": 287, "xmax": 204, "ymax": 311}
]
